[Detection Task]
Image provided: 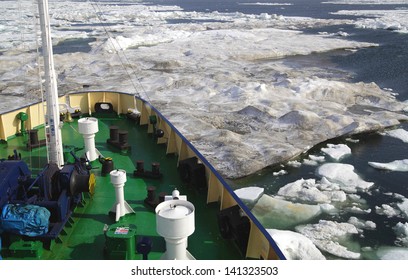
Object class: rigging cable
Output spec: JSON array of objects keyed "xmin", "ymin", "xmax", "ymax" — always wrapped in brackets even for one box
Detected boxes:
[
  {"xmin": 34, "ymin": 0, "xmax": 50, "ymax": 166},
  {"xmin": 17, "ymin": 0, "xmax": 43, "ymax": 169},
  {"xmin": 88, "ymin": 0, "xmax": 151, "ymax": 103}
]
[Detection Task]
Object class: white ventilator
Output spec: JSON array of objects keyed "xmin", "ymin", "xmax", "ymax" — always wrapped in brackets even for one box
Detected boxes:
[
  {"xmin": 110, "ymin": 169, "xmax": 135, "ymax": 222},
  {"xmin": 78, "ymin": 117, "xmax": 99, "ymax": 161},
  {"xmin": 155, "ymin": 193, "xmax": 195, "ymax": 260}
]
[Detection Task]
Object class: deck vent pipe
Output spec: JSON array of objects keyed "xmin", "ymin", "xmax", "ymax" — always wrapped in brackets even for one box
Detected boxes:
[
  {"xmin": 110, "ymin": 169, "xmax": 135, "ymax": 221},
  {"xmin": 78, "ymin": 117, "xmax": 99, "ymax": 161},
  {"xmin": 155, "ymin": 198, "xmax": 195, "ymax": 260}
]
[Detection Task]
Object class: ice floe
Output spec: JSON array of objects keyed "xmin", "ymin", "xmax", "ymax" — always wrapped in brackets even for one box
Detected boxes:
[
  {"xmin": 276, "ymin": 178, "xmax": 347, "ymax": 204},
  {"xmin": 375, "ymin": 204, "xmax": 401, "ymax": 217},
  {"xmin": 347, "ymin": 216, "xmax": 376, "ymax": 231},
  {"xmin": 296, "ymin": 220, "xmax": 361, "ymax": 259},
  {"xmin": 376, "ymin": 246, "xmax": 408, "ymax": 260},
  {"xmin": 383, "ymin": 128, "xmax": 408, "ymax": 143},
  {"xmin": 321, "ymin": 143, "xmax": 352, "ymax": 161},
  {"xmin": 252, "ymin": 195, "xmax": 322, "ymax": 229},
  {"xmin": 266, "ymin": 229, "xmax": 326, "ymax": 260},
  {"xmin": 393, "ymin": 222, "xmax": 408, "ymax": 247},
  {"xmin": 328, "ymin": 0, "xmax": 408, "ymax": 33},
  {"xmin": 234, "ymin": 186, "xmax": 264, "ymax": 204},
  {"xmin": 316, "ymin": 163, "xmax": 374, "ymax": 192},
  {"xmin": 238, "ymin": 2, "xmax": 294, "ymax": 6},
  {"xmin": 324, "ymin": 0, "xmax": 408, "ymax": 4},
  {"xmin": 368, "ymin": 159, "xmax": 408, "ymax": 172},
  {"xmin": 398, "ymin": 198, "xmax": 408, "ymax": 219}
]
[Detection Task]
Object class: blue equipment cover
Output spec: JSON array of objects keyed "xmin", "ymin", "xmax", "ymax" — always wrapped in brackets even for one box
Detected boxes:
[{"xmin": 0, "ymin": 204, "xmax": 50, "ymax": 237}]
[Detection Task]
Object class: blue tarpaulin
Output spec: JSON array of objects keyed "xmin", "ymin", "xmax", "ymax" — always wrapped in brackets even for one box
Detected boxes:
[{"xmin": 0, "ymin": 204, "xmax": 50, "ymax": 237}]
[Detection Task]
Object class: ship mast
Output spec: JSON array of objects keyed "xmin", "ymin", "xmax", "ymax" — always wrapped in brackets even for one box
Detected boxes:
[{"xmin": 37, "ymin": 0, "xmax": 64, "ymax": 168}]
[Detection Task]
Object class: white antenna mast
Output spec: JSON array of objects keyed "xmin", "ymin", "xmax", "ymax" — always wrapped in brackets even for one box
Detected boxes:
[{"xmin": 37, "ymin": 0, "xmax": 64, "ymax": 168}]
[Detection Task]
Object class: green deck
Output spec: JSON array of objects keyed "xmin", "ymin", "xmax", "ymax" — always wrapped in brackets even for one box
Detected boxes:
[{"xmin": 0, "ymin": 114, "xmax": 243, "ymax": 260}]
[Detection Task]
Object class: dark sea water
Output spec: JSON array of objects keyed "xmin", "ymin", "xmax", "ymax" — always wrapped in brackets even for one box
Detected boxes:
[
  {"xmin": 148, "ymin": 0, "xmax": 408, "ymax": 259},
  {"xmin": 150, "ymin": 0, "xmax": 398, "ymax": 19}
]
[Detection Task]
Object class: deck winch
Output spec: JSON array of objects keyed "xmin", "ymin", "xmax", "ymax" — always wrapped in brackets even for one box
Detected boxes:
[{"xmin": 0, "ymin": 154, "xmax": 95, "ymax": 251}]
